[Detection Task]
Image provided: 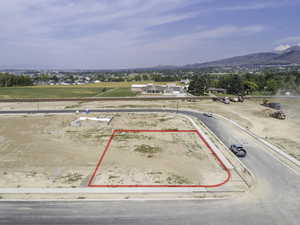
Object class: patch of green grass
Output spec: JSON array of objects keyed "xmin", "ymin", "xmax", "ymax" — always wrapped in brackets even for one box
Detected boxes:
[
  {"xmin": 0, "ymin": 87, "xmax": 109, "ymax": 99},
  {"xmin": 108, "ymin": 175, "xmax": 120, "ymax": 179},
  {"xmin": 134, "ymin": 144, "xmax": 161, "ymax": 154},
  {"xmin": 166, "ymin": 174, "xmax": 190, "ymax": 184},
  {"xmin": 95, "ymin": 87, "xmax": 137, "ymax": 97},
  {"xmin": 162, "ymin": 128, "xmax": 178, "ymax": 131},
  {"xmin": 159, "ymin": 117, "xmax": 172, "ymax": 122}
]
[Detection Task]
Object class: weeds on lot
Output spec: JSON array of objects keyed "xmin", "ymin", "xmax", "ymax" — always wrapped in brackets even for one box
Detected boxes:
[
  {"xmin": 134, "ymin": 144, "xmax": 161, "ymax": 154},
  {"xmin": 158, "ymin": 117, "xmax": 172, "ymax": 122},
  {"xmin": 114, "ymin": 133, "xmax": 138, "ymax": 141},
  {"xmin": 114, "ymin": 133, "xmax": 152, "ymax": 141},
  {"xmin": 147, "ymin": 171, "xmax": 163, "ymax": 175},
  {"xmin": 26, "ymin": 171, "xmax": 37, "ymax": 177},
  {"xmin": 77, "ymin": 196, "xmax": 86, "ymax": 199},
  {"xmin": 65, "ymin": 101, "xmax": 85, "ymax": 109},
  {"xmin": 135, "ymin": 121, "xmax": 158, "ymax": 127},
  {"xmin": 55, "ymin": 172, "xmax": 83, "ymax": 184},
  {"xmin": 162, "ymin": 128, "xmax": 178, "ymax": 131},
  {"xmin": 166, "ymin": 174, "xmax": 190, "ymax": 184},
  {"xmin": 65, "ymin": 103, "xmax": 82, "ymax": 109},
  {"xmin": 94, "ymin": 134, "xmax": 111, "ymax": 139},
  {"xmin": 108, "ymin": 175, "xmax": 120, "ymax": 179}
]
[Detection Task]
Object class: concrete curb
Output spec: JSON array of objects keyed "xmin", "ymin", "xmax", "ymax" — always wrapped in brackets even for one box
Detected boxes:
[
  {"xmin": 0, "ymin": 187, "xmax": 207, "ymax": 194},
  {"xmin": 180, "ymin": 115, "xmax": 233, "ymax": 169}
]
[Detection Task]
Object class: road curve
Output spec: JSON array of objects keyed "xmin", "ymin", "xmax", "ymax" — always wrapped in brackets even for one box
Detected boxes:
[{"xmin": 0, "ymin": 108, "xmax": 299, "ymax": 225}]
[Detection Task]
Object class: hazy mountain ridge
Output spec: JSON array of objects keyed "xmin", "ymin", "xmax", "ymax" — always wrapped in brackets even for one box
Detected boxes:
[{"xmin": 184, "ymin": 45, "xmax": 300, "ymax": 68}]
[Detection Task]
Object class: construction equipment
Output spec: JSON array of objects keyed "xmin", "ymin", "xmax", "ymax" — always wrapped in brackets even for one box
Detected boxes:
[
  {"xmin": 238, "ymin": 95, "xmax": 245, "ymax": 102},
  {"xmin": 271, "ymin": 110, "xmax": 286, "ymax": 120},
  {"xmin": 262, "ymin": 99, "xmax": 282, "ymax": 110},
  {"xmin": 230, "ymin": 95, "xmax": 245, "ymax": 103},
  {"xmin": 229, "ymin": 97, "xmax": 239, "ymax": 102},
  {"xmin": 229, "ymin": 95, "xmax": 245, "ymax": 103}
]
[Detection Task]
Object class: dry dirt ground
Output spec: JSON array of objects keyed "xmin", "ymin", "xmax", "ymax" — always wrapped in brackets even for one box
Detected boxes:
[
  {"xmin": 1, "ymin": 98, "xmax": 299, "ymax": 161},
  {"xmin": 92, "ymin": 131, "xmax": 226, "ymax": 186},
  {"xmin": 72, "ymin": 98, "xmax": 299, "ymax": 161},
  {"xmin": 0, "ymin": 113, "xmax": 226, "ymax": 188}
]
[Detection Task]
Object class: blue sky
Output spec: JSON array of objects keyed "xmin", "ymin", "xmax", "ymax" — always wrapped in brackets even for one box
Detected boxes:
[{"xmin": 1, "ymin": 0, "xmax": 300, "ymax": 69}]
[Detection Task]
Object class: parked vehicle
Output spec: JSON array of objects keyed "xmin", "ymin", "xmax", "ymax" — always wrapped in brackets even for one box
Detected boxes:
[
  {"xmin": 230, "ymin": 145, "xmax": 247, "ymax": 157},
  {"xmin": 212, "ymin": 96, "xmax": 231, "ymax": 104},
  {"xmin": 203, "ymin": 112, "xmax": 213, "ymax": 117}
]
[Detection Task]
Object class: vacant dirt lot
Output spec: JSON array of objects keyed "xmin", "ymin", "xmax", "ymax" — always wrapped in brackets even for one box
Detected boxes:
[
  {"xmin": 92, "ymin": 131, "xmax": 226, "ymax": 186},
  {"xmin": 0, "ymin": 112, "xmax": 226, "ymax": 188}
]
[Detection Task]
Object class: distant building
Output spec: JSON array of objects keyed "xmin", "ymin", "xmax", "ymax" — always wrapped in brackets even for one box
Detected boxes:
[
  {"xmin": 131, "ymin": 83, "xmax": 186, "ymax": 96},
  {"xmin": 142, "ymin": 84, "xmax": 166, "ymax": 94},
  {"xmin": 131, "ymin": 84, "xmax": 148, "ymax": 92}
]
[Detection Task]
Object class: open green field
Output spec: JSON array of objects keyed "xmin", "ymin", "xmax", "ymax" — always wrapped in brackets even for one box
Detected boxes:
[
  {"xmin": 95, "ymin": 87, "xmax": 137, "ymax": 97},
  {"xmin": 0, "ymin": 86, "xmax": 137, "ymax": 99}
]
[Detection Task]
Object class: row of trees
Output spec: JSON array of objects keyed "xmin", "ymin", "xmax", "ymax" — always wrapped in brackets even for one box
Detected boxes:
[
  {"xmin": 188, "ymin": 72, "xmax": 300, "ymax": 96},
  {"xmin": 0, "ymin": 73, "xmax": 33, "ymax": 87}
]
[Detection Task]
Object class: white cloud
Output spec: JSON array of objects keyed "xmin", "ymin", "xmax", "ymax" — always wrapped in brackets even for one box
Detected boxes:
[
  {"xmin": 140, "ymin": 25, "xmax": 264, "ymax": 53},
  {"xmin": 216, "ymin": 0, "xmax": 295, "ymax": 12},
  {"xmin": 0, "ymin": 0, "xmax": 267, "ymax": 68},
  {"xmin": 274, "ymin": 44, "xmax": 291, "ymax": 51}
]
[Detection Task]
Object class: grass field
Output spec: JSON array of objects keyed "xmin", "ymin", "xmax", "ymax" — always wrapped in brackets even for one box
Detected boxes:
[
  {"xmin": 0, "ymin": 86, "xmax": 136, "ymax": 99},
  {"xmin": 0, "ymin": 81, "xmax": 180, "ymax": 99},
  {"xmin": 95, "ymin": 87, "xmax": 137, "ymax": 97}
]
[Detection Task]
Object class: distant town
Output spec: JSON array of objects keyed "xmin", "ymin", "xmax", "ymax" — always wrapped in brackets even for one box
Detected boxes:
[{"xmin": 1, "ymin": 64, "xmax": 300, "ymax": 98}]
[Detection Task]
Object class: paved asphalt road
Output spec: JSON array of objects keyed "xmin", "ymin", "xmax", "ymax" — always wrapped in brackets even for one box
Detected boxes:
[{"xmin": 0, "ymin": 109, "xmax": 299, "ymax": 225}]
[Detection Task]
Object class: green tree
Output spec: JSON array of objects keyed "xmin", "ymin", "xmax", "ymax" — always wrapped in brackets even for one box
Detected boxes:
[
  {"xmin": 243, "ymin": 80, "xmax": 258, "ymax": 95},
  {"xmin": 219, "ymin": 74, "xmax": 244, "ymax": 95},
  {"xmin": 266, "ymin": 79, "xmax": 281, "ymax": 94},
  {"xmin": 188, "ymin": 75, "xmax": 209, "ymax": 96}
]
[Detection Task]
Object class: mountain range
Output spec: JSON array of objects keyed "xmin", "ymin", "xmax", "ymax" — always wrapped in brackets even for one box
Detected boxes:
[{"xmin": 183, "ymin": 45, "xmax": 300, "ymax": 68}]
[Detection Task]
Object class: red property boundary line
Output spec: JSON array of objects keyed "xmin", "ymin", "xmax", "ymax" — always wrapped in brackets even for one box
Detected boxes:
[{"xmin": 87, "ymin": 129, "xmax": 231, "ymax": 188}]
